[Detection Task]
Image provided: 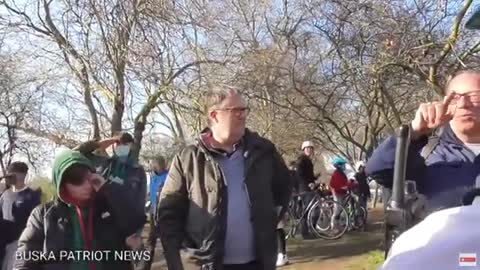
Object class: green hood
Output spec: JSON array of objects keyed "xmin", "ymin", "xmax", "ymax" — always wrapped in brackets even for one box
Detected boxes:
[{"xmin": 52, "ymin": 149, "xmax": 93, "ymax": 203}]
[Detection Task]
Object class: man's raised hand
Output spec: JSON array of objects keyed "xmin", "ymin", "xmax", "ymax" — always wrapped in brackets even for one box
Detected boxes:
[{"xmin": 411, "ymin": 93, "xmax": 456, "ymax": 138}]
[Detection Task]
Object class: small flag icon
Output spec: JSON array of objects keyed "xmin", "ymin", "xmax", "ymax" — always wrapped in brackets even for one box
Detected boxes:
[{"xmin": 459, "ymin": 253, "xmax": 477, "ymax": 267}]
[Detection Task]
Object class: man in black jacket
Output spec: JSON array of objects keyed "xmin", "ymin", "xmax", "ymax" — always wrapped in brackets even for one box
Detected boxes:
[
  {"xmin": 74, "ymin": 132, "xmax": 147, "ymax": 216},
  {"xmin": 354, "ymin": 161, "xmax": 371, "ymax": 211}
]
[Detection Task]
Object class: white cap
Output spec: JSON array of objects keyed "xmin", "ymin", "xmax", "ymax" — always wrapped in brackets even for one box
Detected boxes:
[{"xmin": 301, "ymin": 141, "xmax": 314, "ymax": 150}]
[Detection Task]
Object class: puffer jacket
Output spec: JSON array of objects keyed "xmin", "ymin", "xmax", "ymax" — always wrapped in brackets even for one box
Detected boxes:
[
  {"xmin": 15, "ymin": 182, "xmax": 146, "ymax": 270},
  {"xmin": 156, "ymin": 129, "xmax": 292, "ymax": 270}
]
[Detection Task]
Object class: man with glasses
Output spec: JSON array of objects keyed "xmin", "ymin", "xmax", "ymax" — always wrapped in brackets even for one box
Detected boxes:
[
  {"xmin": 367, "ymin": 70, "xmax": 480, "ymax": 212},
  {"xmin": 157, "ymin": 85, "xmax": 292, "ymax": 270}
]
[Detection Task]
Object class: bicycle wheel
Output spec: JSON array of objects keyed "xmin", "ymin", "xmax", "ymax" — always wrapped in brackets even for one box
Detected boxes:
[
  {"xmin": 350, "ymin": 206, "xmax": 367, "ymax": 230},
  {"xmin": 308, "ymin": 200, "xmax": 331, "ymax": 232},
  {"xmin": 284, "ymin": 209, "xmax": 297, "ymax": 240},
  {"xmin": 285, "ymin": 198, "xmax": 303, "ymax": 239},
  {"xmin": 308, "ymin": 199, "xmax": 349, "ymax": 240}
]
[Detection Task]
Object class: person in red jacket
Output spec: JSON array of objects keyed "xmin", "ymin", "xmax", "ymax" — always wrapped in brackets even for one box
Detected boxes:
[{"xmin": 329, "ymin": 157, "xmax": 355, "ymax": 228}]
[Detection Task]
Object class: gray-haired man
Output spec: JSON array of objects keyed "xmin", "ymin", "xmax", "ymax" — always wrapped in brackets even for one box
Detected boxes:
[{"xmin": 157, "ymin": 86, "xmax": 292, "ymax": 270}]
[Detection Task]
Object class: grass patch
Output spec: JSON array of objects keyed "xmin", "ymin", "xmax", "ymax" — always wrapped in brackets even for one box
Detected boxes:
[{"xmin": 346, "ymin": 250, "xmax": 384, "ymax": 270}]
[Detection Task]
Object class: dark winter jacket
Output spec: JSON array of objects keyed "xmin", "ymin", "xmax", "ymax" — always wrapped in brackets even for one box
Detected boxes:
[
  {"xmin": 157, "ymin": 129, "xmax": 292, "ymax": 270},
  {"xmin": 0, "ymin": 186, "xmax": 41, "ymax": 241},
  {"xmin": 354, "ymin": 171, "xmax": 371, "ymax": 198},
  {"xmin": 366, "ymin": 124, "xmax": 480, "ymax": 212},
  {"xmin": 75, "ymin": 141, "xmax": 147, "ymax": 216},
  {"xmin": 295, "ymin": 154, "xmax": 315, "ymax": 192}
]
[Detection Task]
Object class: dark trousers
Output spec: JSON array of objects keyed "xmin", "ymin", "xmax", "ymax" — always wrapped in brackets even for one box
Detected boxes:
[
  {"xmin": 300, "ymin": 192, "xmax": 314, "ymax": 238},
  {"xmin": 138, "ymin": 213, "xmax": 158, "ymax": 270},
  {"xmin": 223, "ymin": 261, "xmax": 261, "ymax": 270},
  {"xmin": 276, "ymin": 228, "xmax": 286, "ymax": 254}
]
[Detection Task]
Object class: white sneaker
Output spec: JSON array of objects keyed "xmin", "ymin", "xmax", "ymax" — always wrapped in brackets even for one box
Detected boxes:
[{"xmin": 276, "ymin": 253, "xmax": 289, "ymax": 267}]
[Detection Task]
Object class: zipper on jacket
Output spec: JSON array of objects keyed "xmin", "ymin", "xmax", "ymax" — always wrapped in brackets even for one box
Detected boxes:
[
  {"xmin": 204, "ymin": 153, "xmax": 228, "ymax": 266},
  {"xmin": 244, "ymin": 182, "xmax": 252, "ymax": 206},
  {"xmin": 243, "ymin": 149, "xmax": 259, "ymax": 208}
]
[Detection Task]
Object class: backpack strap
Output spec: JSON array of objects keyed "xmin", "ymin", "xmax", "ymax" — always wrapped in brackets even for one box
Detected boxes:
[{"xmin": 420, "ymin": 128, "xmax": 443, "ymax": 160}]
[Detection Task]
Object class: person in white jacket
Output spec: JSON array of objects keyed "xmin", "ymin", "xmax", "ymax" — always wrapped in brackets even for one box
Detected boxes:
[{"xmin": 380, "ymin": 182, "xmax": 480, "ymax": 270}]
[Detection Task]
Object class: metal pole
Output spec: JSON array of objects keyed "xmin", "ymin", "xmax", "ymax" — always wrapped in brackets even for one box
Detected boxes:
[{"xmin": 390, "ymin": 125, "xmax": 410, "ymax": 209}]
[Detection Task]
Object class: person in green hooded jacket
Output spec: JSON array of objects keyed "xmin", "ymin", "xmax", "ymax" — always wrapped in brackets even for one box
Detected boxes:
[{"xmin": 15, "ymin": 149, "xmax": 146, "ymax": 270}]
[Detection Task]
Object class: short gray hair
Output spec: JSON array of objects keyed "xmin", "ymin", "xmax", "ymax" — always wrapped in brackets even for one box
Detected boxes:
[
  {"xmin": 203, "ymin": 84, "xmax": 242, "ymax": 126},
  {"xmin": 445, "ymin": 69, "xmax": 480, "ymax": 94},
  {"xmin": 203, "ymin": 84, "xmax": 241, "ymax": 114}
]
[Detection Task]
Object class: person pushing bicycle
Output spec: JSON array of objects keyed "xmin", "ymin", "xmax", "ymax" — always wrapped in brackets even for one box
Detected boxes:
[{"xmin": 329, "ymin": 157, "xmax": 356, "ymax": 229}]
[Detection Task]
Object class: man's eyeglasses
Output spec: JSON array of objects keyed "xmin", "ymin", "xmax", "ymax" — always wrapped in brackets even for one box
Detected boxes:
[
  {"xmin": 215, "ymin": 107, "xmax": 251, "ymax": 116},
  {"xmin": 450, "ymin": 91, "xmax": 480, "ymax": 105}
]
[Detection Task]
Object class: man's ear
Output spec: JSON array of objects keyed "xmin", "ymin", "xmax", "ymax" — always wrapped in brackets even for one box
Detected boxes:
[{"xmin": 209, "ymin": 110, "xmax": 217, "ymax": 123}]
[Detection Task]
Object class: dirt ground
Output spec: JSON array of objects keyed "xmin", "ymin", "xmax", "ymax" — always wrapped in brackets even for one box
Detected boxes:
[
  {"xmin": 280, "ymin": 206, "xmax": 384, "ymax": 270},
  {"xmin": 147, "ymin": 206, "xmax": 385, "ymax": 270}
]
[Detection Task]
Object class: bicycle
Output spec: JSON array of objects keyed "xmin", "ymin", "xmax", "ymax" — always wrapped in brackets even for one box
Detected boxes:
[
  {"xmin": 285, "ymin": 189, "xmax": 349, "ymax": 240},
  {"xmin": 342, "ymin": 190, "xmax": 368, "ymax": 231}
]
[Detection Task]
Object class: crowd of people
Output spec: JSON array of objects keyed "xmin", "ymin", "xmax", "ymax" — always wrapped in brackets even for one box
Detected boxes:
[
  {"xmin": 0, "ymin": 84, "xmax": 371, "ymax": 270},
  {"xmin": 3, "ymin": 69, "xmax": 480, "ymax": 270}
]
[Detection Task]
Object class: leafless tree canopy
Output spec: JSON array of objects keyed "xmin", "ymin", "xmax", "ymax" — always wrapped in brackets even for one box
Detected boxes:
[{"xmin": 0, "ymin": 0, "xmax": 479, "ymax": 168}]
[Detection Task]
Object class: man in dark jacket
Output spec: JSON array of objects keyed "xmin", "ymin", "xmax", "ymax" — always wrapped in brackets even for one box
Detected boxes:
[
  {"xmin": 15, "ymin": 149, "xmax": 145, "ymax": 270},
  {"xmin": 354, "ymin": 161, "xmax": 371, "ymax": 210},
  {"xmin": 157, "ymin": 86, "xmax": 292, "ymax": 270},
  {"xmin": 366, "ymin": 70, "xmax": 480, "ymax": 213},
  {"xmin": 75, "ymin": 132, "xmax": 147, "ymax": 214},
  {"xmin": 0, "ymin": 162, "xmax": 41, "ymax": 270}
]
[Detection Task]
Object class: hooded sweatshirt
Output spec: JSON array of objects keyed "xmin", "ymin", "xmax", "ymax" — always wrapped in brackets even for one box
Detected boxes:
[{"xmin": 52, "ymin": 149, "xmax": 102, "ymax": 270}]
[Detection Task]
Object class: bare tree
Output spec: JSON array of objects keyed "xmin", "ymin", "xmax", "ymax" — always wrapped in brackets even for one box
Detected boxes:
[
  {"xmin": 0, "ymin": 52, "xmax": 50, "ymax": 174},
  {"xmin": 1, "ymin": 0, "xmax": 479, "ymax": 168}
]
